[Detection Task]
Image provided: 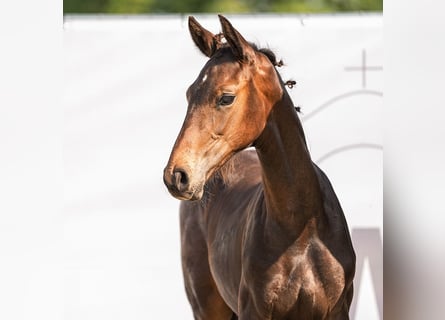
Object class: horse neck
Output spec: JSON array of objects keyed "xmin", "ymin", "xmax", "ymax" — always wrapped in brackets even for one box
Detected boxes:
[{"xmin": 254, "ymin": 88, "xmax": 324, "ymax": 231}]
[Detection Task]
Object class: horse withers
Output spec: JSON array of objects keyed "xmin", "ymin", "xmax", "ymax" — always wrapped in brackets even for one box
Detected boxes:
[{"xmin": 163, "ymin": 15, "xmax": 355, "ymax": 320}]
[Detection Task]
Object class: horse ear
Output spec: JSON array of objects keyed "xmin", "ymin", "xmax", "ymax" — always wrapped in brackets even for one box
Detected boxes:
[
  {"xmin": 218, "ymin": 14, "xmax": 255, "ymax": 64},
  {"xmin": 189, "ymin": 16, "xmax": 218, "ymax": 58}
]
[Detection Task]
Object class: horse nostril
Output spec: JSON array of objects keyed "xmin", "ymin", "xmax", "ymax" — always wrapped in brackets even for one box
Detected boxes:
[{"xmin": 173, "ymin": 168, "xmax": 189, "ymax": 191}]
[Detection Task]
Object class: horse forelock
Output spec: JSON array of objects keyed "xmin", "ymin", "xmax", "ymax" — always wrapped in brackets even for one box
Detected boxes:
[{"xmin": 210, "ymin": 41, "xmax": 284, "ymax": 68}]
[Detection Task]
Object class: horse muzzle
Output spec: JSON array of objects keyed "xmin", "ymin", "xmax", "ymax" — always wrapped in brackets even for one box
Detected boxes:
[{"xmin": 163, "ymin": 166, "xmax": 203, "ymax": 201}]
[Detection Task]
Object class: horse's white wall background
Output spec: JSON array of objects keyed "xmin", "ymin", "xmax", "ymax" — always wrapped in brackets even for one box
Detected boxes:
[{"xmin": 64, "ymin": 14, "xmax": 382, "ymax": 320}]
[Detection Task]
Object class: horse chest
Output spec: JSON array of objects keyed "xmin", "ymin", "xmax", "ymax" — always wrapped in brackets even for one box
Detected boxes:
[{"xmin": 207, "ymin": 224, "xmax": 245, "ymax": 311}]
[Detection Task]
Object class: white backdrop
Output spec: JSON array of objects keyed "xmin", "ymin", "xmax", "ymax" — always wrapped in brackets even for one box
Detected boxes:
[{"xmin": 64, "ymin": 14, "xmax": 382, "ymax": 320}]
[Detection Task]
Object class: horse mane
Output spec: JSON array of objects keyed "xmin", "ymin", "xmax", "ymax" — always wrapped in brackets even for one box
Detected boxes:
[
  {"xmin": 251, "ymin": 45, "xmax": 298, "ymax": 90},
  {"xmin": 257, "ymin": 47, "xmax": 284, "ymax": 68}
]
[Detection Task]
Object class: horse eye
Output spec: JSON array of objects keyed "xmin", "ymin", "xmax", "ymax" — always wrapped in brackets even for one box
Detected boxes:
[{"xmin": 218, "ymin": 94, "xmax": 235, "ymax": 107}]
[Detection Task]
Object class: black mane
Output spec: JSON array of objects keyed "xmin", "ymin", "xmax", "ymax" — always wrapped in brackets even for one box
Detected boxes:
[{"xmin": 252, "ymin": 44, "xmax": 284, "ymax": 67}]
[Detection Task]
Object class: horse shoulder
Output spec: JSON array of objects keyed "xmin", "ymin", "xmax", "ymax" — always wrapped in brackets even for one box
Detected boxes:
[
  {"xmin": 312, "ymin": 163, "xmax": 356, "ymax": 304},
  {"xmin": 239, "ymin": 229, "xmax": 345, "ymax": 319}
]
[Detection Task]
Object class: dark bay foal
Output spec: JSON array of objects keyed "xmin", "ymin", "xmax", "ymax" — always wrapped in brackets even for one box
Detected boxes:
[{"xmin": 163, "ymin": 15, "xmax": 355, "ymax": 320}]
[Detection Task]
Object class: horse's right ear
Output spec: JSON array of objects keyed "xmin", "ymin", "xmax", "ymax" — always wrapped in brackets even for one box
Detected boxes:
[{"xmin": 188, "ymin": 16, "xmax": 218, "ymax": 58}]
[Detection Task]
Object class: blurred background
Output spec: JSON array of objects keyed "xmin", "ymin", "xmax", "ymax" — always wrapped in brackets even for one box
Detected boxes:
[
  {"xmin": 64, "ymin": 1, "xmax": 382, "ymax": 320},
  {"xmin": 64, "ymin": 0, "xmax": 382, "ymax": 14}
]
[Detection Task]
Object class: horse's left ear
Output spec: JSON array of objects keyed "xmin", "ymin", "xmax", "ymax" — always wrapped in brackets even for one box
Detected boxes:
[{"xmin": 218, "ymin": 14, "xmax": 255, "ymax": 64}]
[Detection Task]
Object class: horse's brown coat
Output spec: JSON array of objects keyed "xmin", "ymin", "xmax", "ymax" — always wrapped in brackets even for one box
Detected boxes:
[{"xmin": 163, "ymin": 15, "xmax": 355, "ymax": 320}]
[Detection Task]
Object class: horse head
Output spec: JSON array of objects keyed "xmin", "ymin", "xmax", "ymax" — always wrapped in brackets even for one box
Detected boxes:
[{"xmin": 163, "ymin": 15, "xmax": 283, "ymax": 201}]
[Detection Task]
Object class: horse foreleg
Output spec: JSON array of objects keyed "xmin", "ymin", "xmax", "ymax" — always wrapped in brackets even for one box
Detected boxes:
[{"xmin": 180, "ymin": 202, "xmax": 233, "ymax": 320}]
